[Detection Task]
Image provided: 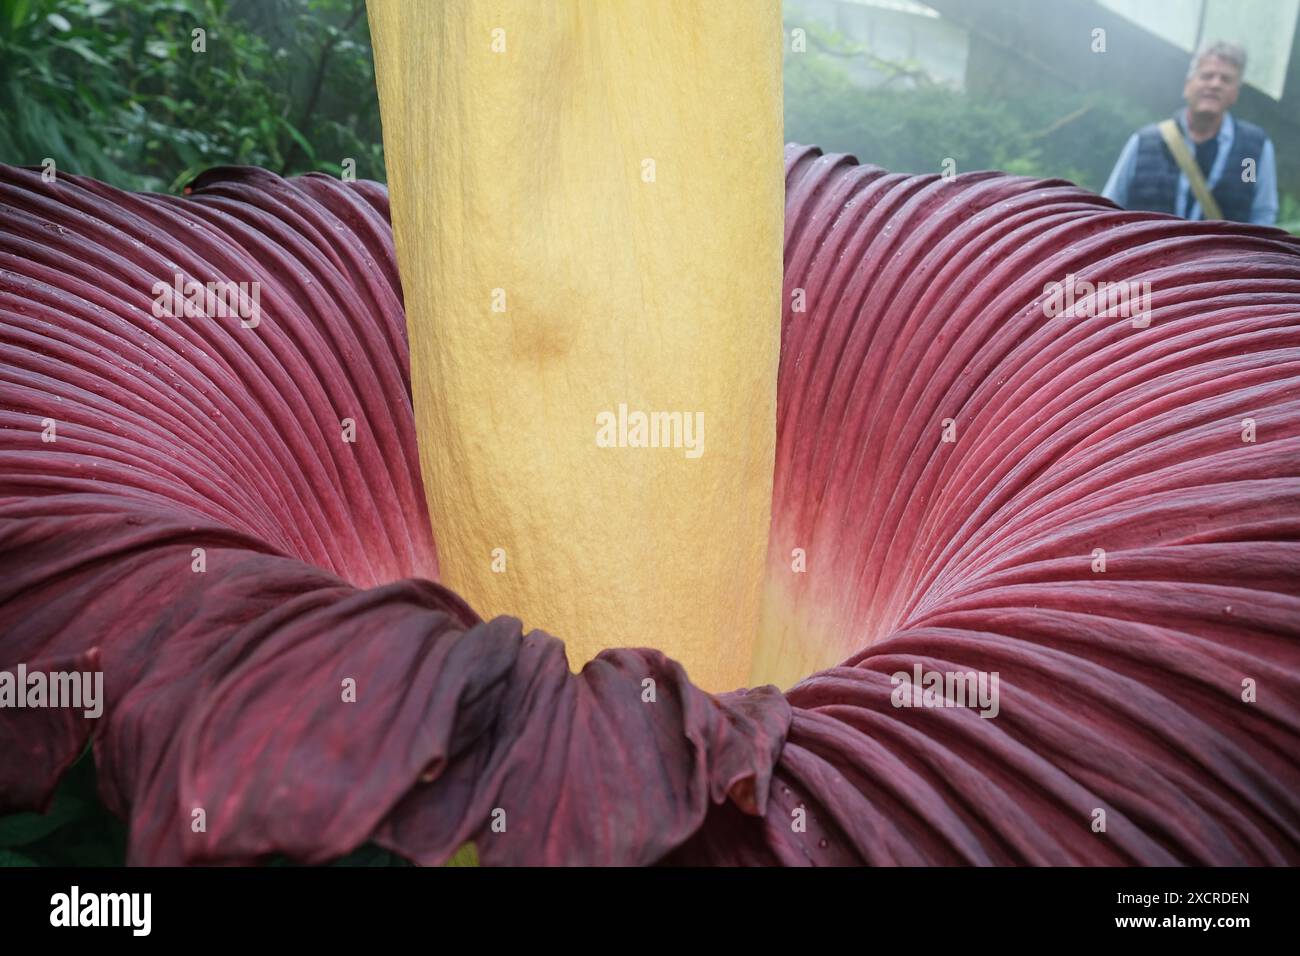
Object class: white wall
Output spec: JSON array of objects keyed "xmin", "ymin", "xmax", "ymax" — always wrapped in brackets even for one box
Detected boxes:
[
  {"xmin": 787, "ymin": 0, "xmax": 969, "ymax": 90},
  {"xmin": 1098, "ymin": 0, "xmax": 1298, "ymax": 98}
]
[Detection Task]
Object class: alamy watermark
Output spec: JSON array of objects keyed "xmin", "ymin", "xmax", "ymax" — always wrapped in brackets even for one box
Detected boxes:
[
  {"xmin": 151, "ymin": 273, "xmax": 261, "ymax": 328},
  {"xmin": 50, "ymin": 886, "xmax": 150, "ymax": 936},
  {"xmin": 0, "ymin": 663, "xmax": 103, "ymax": 718},
  {"xmin": 891, "ymin": 663, "xmax": 1000, "ymax": 718},
  {"xmin": 1042, "ymin": 273, "xmax": 1152, "ymax": 329},
  {"xmin": 595, "ymin": 403, "xmax": 704, "ymax": 459}
]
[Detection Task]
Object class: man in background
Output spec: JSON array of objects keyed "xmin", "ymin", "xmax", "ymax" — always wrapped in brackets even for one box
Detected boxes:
[{"xmin": 1102, "ymin": 40, "xmax": 1277, "ymax": 225}]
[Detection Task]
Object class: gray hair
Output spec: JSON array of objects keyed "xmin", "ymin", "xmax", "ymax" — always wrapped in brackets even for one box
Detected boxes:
[{"xmin": 1188, "ymin": 40, "xmax": 1247, "ymax": 79}]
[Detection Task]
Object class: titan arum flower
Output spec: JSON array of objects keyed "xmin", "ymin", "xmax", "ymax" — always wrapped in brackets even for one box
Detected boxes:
[{"xmin": 2, "ymin": 0, "xmax": 1299, "ymax": 866}]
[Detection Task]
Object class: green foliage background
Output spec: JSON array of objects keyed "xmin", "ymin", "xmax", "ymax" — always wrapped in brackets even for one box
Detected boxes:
[
  {"xmin": 3, "ymin": 0, "xmax": 1293, "ymax": 229},
  {"xmin": 0, "ymin": 0, "xmax": 382, "ymax": 192}
]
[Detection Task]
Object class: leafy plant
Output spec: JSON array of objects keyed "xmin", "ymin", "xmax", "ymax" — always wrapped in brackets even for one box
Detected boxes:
[{"xmin": 0, "ymin": 0, "xmax": 383, "ymax": 192}]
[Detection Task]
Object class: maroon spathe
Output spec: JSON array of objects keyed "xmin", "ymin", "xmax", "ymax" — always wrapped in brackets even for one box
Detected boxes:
[{"xmin": 1, "ymin": 149, "xmax": 1298, "ymax": 865}]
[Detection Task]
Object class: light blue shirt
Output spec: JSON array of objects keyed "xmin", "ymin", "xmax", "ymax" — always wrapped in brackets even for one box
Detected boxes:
[{"xmin": 1101, "ymin": 110, "xmax": 1278, "ymax": 225}]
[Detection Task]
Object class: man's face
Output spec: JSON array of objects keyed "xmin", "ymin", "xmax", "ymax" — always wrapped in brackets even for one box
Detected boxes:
[{"xmin": 1184, "ymin": 54, "xmax": 1242, "ymax": 118}]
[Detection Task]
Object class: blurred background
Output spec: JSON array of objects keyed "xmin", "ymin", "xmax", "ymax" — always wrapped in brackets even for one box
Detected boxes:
[
  {"xmin": 2, "ymin": 0, "xmax": 1298, "ymax": 229},
  {"xmin": 0, "ymin": 0, "xmax": 381, "ymax": 190},
  {"xmin": 785, "ymin": 0, "xmax": 1300, "ymax": 230}
]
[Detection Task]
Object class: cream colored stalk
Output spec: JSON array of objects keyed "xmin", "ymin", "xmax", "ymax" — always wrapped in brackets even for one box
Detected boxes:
[{"xmin": 368, "ymin": 0, "xmax": 782, "ymax": 691}]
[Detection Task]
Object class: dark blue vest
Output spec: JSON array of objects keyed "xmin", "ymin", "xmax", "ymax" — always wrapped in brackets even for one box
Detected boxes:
[{"xmin": 1128, "ymin": 114, "xmax": 1266, "ymax": 222}]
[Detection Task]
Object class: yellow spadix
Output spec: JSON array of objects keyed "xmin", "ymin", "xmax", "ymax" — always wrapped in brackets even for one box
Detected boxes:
[{"xmin": 368, "ymin": 0, "xmax": 782, "ymax": 691}]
